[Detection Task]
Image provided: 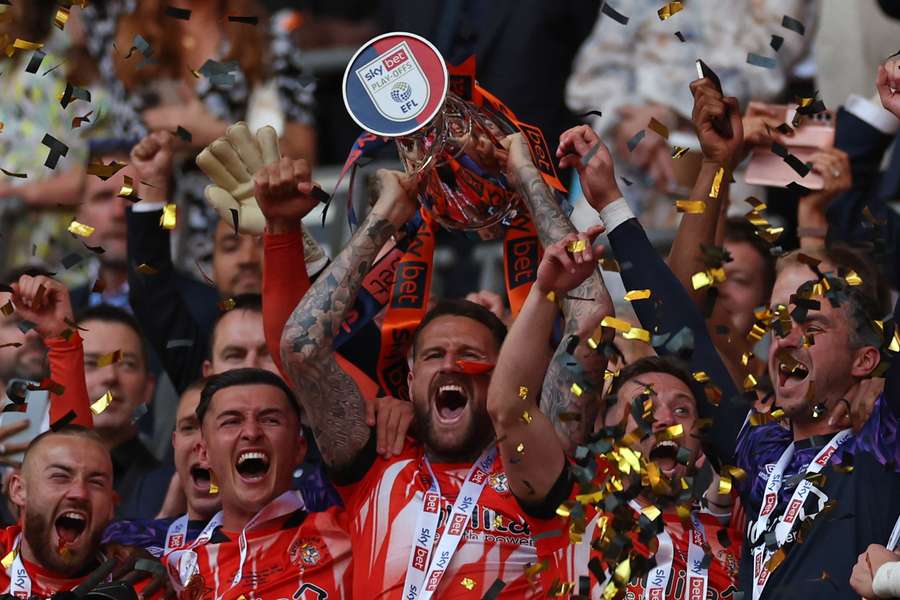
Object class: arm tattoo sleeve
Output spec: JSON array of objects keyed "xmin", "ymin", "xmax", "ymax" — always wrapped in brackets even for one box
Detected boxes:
[
  {"xmin": 280, "ymin": 213, "xmax": 396, "ymax": 469},
  {"xmin": 514, "ymin": 161, "xmax": 611, "ymax": 448}
]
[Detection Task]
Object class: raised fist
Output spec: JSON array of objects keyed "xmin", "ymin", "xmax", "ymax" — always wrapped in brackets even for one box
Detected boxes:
[{"xmin": 10, "ymin": 275, "xmax": 75, "ymax": 339}]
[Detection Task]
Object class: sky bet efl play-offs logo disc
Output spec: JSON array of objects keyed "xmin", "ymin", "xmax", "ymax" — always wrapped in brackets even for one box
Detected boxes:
[{"xmin": 343, "ymin": 32, "xmax": 448, "ymax": 137}]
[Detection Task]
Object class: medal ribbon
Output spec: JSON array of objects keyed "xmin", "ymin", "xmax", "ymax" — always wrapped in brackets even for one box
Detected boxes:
[{"xmin": 401, "ymin": 446, "xmax": 498, "ymax": 599}]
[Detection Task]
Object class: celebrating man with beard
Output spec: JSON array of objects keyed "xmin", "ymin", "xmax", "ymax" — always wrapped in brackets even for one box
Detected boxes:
[{"xmin": 280, "ymin": 129, "xmax": 608, "ymax": 597}]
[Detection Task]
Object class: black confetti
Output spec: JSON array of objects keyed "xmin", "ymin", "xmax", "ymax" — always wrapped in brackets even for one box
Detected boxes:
[
  {"xmin": 782, "ymin": 14, "xmax": 806, "ymax": 35},
  {"xmin": 17, "ymin": 321, "xmax": 36, "ymax": 334},
  {"xmin": 311, "ymin": 185, "xmax": 330, "ymax": 204},
  {"xmin": 621, "ymin": 176, "xmax": 633, "ymax": 186},
  {"xmin": 1, "ymin": 168, "xmax": 27, "ymax": 179},
  {"xmin": 61, "ymin": 252, "xmax": 83, "ymax": 269},
  {"xmin": 175, "ymin": 125, "xmax": 192, "ymax": 142},
  {"xmin": 25, "ymin": 50, "xmax": 46, "ymax": 74},
  {"xmin": 41, "ymin": 134, "xmax": 69, "ymax": 169},
  {"xmin": 581, "ymin": 140, "xmax": 603, "ymax": 166},
  {"xmin": 229, "ymin": 208, "xmax": 240, "ymax": 234},
  {"xmin": 770, "ymin": 35, "xmax": 784, "ymax": 51},
  {"xmin": 227, "ymin": 14, "xmax": 259, "ymax": 24},
  {"xmin": 747, "ymin": 53, "xmax": 777, "ymax": 69},
  {"xmin": 577, "ymin": 110, "xmax": 603, "ymax": 119},
  {"xmin": 81, "ymin": 242, "xmax": 105, "ymax": 255},
  {"xmin": 164, "ymin": 5, "xmax": 192, "ymax": 19},
  {"xmin": 166, "ymin": 339, "xmax": 194, "ymax": 349},
  {"xmin": 675, "ymin": 31, "xmax": 686, "ymax": 42},
  {"xmin": 481, "ymin": 579, "xmax": 507, "ymax": 600},
  {"xmin": 626, "ymin": 129, "xmax": 646, "ymax": 152},
  {"xmin": 601, "ymin": 2, "xmax": 630, "ymax": 25},
  {"xmin": 50, "ymin": 409, "xmax": 77, "ymax": 431}
]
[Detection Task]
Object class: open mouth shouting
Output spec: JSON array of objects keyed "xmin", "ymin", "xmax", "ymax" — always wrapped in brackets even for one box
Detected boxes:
[
  {"xmin": 432, "ymin": 380, "xmax": 470, "ymax": 426},
  {"xmin": 190, "ymin": 464, "xmax": 212, "ymax": 494},
  {"xmin": 235, "ymin": 450, "xmax": 270, "ymax": 483},
  {"xmin": 776, "ymin": 355, "xmax": 810, "ymax": 393},
  {"xmin": 54, "ymin": 509, "xmax": 88, "ymax": 548},
  {"xmin": 648, "ymin": 440, "xmax": 680, "ymax": 476}
]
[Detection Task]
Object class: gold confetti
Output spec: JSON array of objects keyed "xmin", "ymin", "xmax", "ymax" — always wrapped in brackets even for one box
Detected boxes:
[
  {"xmin": 518, "ymin": 385, "xmax": 528, "ymax": 399},
  {"xmin": 67, "ymin": 220, "xmax": 95, "ymax": 237},
  {"xmin": 598, "ymin": 258, "xmax": 620, "ymax": 272},
  {"xmin": 515, "ymin": 442, "xmax": 525, "ymax": 453},
  {"xmin": 12, "ymin": 39, "xmax": 44, "ymax": 51},
  {"xmin": 889, "ymin": 329, "xmax": 900, "ymax": 353},
  {"xmin": 524, "ymin": 560, "xmax": 548, "ymax": 578},
  {"xmin": 566, "ymin": 239, "xmax": 587, "ymax": 253},
  {"xmin": 844, "ymin": 270, "xmax": 862, "ymax": 286},
  {"xmin": 692, "ymin": 271, "xmax": 714, "ymax": 290},
  {"xmin": 765, "ymin": 548, "xmax": 787, "ymax": 572},
  {"xmin": 671, "ymin": 146, "xmax": 690, "ymax": 159},
  {"xmin": 600, "ymin": 316, "xmax": 633, "ymax": 332},
  {"xmin": 743, "ymin": 374, "xmax": 758, "ymax": 391},
  {"xmin": 1, "ymin": 550, "xmax": 14, "ymax": 569},
  {"xmin": 641, "ymin": 505, "xmax": 661, "ymax": 521},
  {"xmin": 86, "ymin": 160, "xmax": 127, "ymax": 180},
  {"xmin": 546, "ymin": 290, "xmax": 556, "ymax": 303},
  {"xmin": 520, "ymin": 410, "xmax": 533, "ymax": 424},
  {"xmin": 718, "ymin": 473, "xmax": 733, "ymax": 495},
  {"xmin": 658, "ymin": 1, "xmax": 684, "ymax": 20},
  {"xmin": 53, "ymin": 7, "xmax": 70, "ymax": 29},
  {"xmin": 160, "ymin": 203, "xmax": 177, "ymax": 230},
  {"xmin": 709, "ymin": 167, "xmax": 725, "ymax": 198},
  {"xmin": 648, "ymin": 117, "xmax": 670, "ymax": 140},
  {"xmin": 570, "ymin": 383, "xmax": 584, "ymax": 397},
  {"xmin": 136, "ymin": 263, "xmax": 158, "ymax": 275},
  {"xmin": 90, "ymin": 391, "xmax": 113, "ymax": 415},
  {"xmin": 622, "ymin": 327, "xmax": 650, "ymax": 342},
  {"xmin": 741, "ymin": 352, "xmax": 752, "ymax": 367},
  {"xmin": 96, "ymin": 350, "xmax": 122, "ymax": 367},
  {"xmin": 118, "ymin": 175, "xmax": 138, "ymax": 201},
  {"xmin": 662, "ymin": 424, "xmax": 683, "ymax": 439},
  {"xmin": 218, "ymin": 298, "xmax": 237, "ymax": 311},
  {"xmin": 0, "ymin": 301, "xmax": 13, "ymax": 316},
  {"xmin": 460, "ymin": 578, "xmax": 476, "ymax": 591},
  {"xmin": 675, "ymin": 200, "xmax": 706, "ymax": 214},
  {"xmin": 613, "ymin": 557, "xmax": 631, "ymax": 584},
  {"xmin": 693, "ymin": 371, "xmax": 710, "ymax": 383},
  {"xmin": 624, "ymin": 289, "xmax": 651, "ymax": 301}
]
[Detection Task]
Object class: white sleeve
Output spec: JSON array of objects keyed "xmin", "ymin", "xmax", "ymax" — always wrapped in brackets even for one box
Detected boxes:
[
  {"xmin": 845, "ymin": 94, "xmax": 900, "ymax": 136},
  {"xmin": 873, "ymin": 560, "xmax": 900, "ymax": 598}
]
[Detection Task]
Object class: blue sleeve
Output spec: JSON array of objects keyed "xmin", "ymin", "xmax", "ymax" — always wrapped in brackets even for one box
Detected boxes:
[{"xmin": 607, "ymin": 218, "xmax": 746, "ymax": 464}]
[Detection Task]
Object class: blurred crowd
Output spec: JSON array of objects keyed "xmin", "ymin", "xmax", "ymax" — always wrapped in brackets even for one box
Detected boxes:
[{"xmin": 0, "ymin": 0, "xmax": 900, "ymax": 599}]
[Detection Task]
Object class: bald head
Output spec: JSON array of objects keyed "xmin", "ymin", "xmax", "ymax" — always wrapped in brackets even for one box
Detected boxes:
[{"xmin": 10, "ymin": 427, "xmax": 115, "ymax": 577}]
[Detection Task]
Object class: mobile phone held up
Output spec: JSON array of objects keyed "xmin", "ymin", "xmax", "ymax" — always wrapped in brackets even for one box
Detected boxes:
[{"xmin": 695, "ymin": 59, "xmax": 733, "ymax": 139}]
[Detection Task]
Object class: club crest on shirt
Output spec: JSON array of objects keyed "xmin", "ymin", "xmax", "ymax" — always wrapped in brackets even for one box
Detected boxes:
[
  {"xmin": 488, "ymin": 473, "xmax": 509, "ymax": 495},
  {"xmin": 299, "ymin": 543, "xmax": 321, "ymax": 566}
]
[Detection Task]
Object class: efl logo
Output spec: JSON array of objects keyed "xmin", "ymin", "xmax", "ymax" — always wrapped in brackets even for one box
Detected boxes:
[
  {"xmin": 424, "ymin": 492, "xmax": 440, "ymax": 513},
  {"xmin": 469, "ymin": 469, "xmax": 488, "ymax": 485},
  {"xmin": 383, "ymin": 48, "xmax": 409, "ymax": 71},
  {"xmin": 505, "ymin": 236, "xmax": 539, "ymax": 288},
  {"xmin": 448, "ymin": 513, "xmax": 468, "ymax": 536},
  {"xmin": 426, "ymin": 570, "xmax": 443, "ymax": 592},
  {"xmin": 688, "ymin": 577, "xmax": 704, "ymax": 600},
  {"xmin": 690, "ymin": 529, "xmax": 704, "ymax": 546},
  {"xmin": 391, "ymin": 261, "xmax": 428, "ymax": 309},
  {"xmin": 412, "ymin": 546, "xmax": 429, "ymax": 571},
  {"xmin": 784, "ymin": 498, "xmax": 802, "ymax": 522},
  {"xmin": 168, "ymin": 534, "xmax": 184, "ymax": 548}
]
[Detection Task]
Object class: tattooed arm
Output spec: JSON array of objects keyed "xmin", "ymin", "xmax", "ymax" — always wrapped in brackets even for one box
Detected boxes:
[
  {"xmin": 489, "ymin": 232, "xmax": 610, "ymax": 501},
  {"xmin": 280, "ymin": 170, "xmax": 419, "ymax": 469},
  {"xmin": 504, "ymin": 133, "xmax": 613, "ymax": 449}
]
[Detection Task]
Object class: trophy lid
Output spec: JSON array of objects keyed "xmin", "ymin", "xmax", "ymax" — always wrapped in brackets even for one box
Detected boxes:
[{"xmin": 342, "ymin": 32, "xmax": 449, "ymax": 138}]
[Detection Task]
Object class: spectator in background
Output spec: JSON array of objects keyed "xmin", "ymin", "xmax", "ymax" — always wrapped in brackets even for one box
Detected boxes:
[
  {"xmin": 77, "ymin": 304, "xmax": 169, "ymax": 519},
  {"xmin": 77, "ymin": 0, "xmax": 316, "ymax": 276},
  {"xmin": 567, "ymin": 0, "xmax": 817, "ymax": 224},
  {"xmin": 0, "ymin": 0, "xmax": 111, "ymax": 277}
]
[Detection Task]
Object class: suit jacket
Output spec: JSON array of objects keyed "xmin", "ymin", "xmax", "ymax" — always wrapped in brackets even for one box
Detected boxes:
[
  {"xmin": 379, "ymin": 0, "xmax": 599, "ymax": 150},
  {"xmin": 124, "ymin": 208, "xmax": 220, "ymax": 394},
  {"xmin": 827, "ymin": 108, "xmax": 900, "ymax": 287}
]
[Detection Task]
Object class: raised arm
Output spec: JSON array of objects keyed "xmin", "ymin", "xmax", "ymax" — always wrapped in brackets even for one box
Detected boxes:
[
  {"xmin": 10, "ymin": 276, "xmax": 91, "ymax": 427},
  {"xmin": 128, "ymin": 132, "xmax": 211, "ymax": 393},
  {"xmin": 667, "ymin": 78, "xmax": 743, "ymax": 307},
  {"xmin": 488, "ymin": 232, "xmax": 608, "ymax": 502},
  {"xmin": 558, "ymin": 125, "xmax": 744, "ymax": 465},
  {"xmin": 279, "ymin": 170, "xmax": 418, "ymax": 469},
  {"xmin": 506, "ymin": 132, "xmax": 612, "ymax": 449}
]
